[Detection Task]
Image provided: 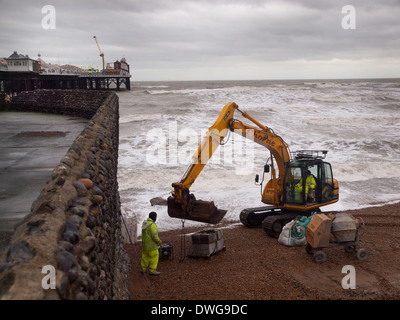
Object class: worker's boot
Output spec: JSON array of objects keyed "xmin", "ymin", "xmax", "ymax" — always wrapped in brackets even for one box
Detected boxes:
[{"xmin": 149, "ymin": 270, "xmax": 161, "ymax": 276}]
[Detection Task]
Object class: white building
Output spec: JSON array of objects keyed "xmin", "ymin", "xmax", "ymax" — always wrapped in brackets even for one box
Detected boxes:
[{"xmin": 5, "ymin": 51, "xmax": 40, "ymax": 72}]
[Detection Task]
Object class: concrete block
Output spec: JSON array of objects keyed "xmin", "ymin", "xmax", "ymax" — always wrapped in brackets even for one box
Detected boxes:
[{"xmin": 191, "ymin": 229, "xmax": 225, "ymax": 258}]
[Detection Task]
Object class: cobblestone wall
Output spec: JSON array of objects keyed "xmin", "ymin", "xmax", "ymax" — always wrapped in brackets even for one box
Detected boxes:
[{"xmin": 0, "ymin": 90, "xmax": 130, "ymax": 300}]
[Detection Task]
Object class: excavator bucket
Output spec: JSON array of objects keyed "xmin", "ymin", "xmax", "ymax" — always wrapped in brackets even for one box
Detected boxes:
[{"xmin": 167, "ymin": 196, "xmax": 227, "ymax": 224}]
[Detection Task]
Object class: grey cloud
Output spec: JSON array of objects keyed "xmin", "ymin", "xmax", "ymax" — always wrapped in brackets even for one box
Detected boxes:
[{"xmin": 0, "ymin": 0, "xmax": 399, "ymax": 80}]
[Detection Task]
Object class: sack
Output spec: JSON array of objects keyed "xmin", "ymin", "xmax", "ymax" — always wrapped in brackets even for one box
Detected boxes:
[
  {"xmin": 278, "ymin": 216, "xmax": 310, "ymax": 246},
  {"xmin": 278, "ymin": 220, "xmax": 296, "ymax": 246}
]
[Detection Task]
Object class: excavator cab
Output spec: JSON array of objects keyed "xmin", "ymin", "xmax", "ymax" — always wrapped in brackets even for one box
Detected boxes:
[{"xmin": 283, "ymin": 150, "xmax": 339, "ymax": 207}]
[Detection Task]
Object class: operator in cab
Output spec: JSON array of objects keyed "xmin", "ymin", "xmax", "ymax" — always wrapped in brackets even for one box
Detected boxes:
[
  {"xmin": 141, "ymin": 212, "xmax": 162, "ymax": 275},
  {"xmin": 295, "ymin": 170, "xmax": 316, "ymax": 201}
]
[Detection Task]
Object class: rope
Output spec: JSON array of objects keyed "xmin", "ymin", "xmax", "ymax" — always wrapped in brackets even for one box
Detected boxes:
[
  {"xmin": 120, "ymin": 214, "xmax": 156, "ymax": 300},
  {"xmin": 290, "ymin": 216, "xmax": 312, "ymax": 240},
  {"xmin": 290, "ymin": 222, "xmax": 306, "ymax": 240},
  {"xmin": 179, "ymin": 219, "xmax": 186, "ymax": 262}
]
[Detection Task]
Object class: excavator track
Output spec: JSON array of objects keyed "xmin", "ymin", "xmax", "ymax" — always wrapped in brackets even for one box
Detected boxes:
[
  {"xmin": 240, "ymin": 206, "xmax": 312, "ymax": 238},
  {"xmin": 239, "ymin": 206, "xmax": 282, "ymax": 228},
  {"xmin": 262, "ymin": 213, "xmax": 306, "ymax": 238}
]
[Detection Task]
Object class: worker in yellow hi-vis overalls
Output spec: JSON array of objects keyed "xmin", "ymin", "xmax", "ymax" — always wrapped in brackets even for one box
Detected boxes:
[
  {"xmin": 295, "ymin": 170, "xmax": 316, "ymax": 202},
  {"xmin": 141, "ymin": 212, "xmax": 162, "ymax": 275}
]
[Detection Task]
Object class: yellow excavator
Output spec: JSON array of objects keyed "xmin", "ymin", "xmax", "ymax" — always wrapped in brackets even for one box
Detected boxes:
[{"xmin": 167, "ymin": 102, "xmax": 339, "ymax": 237}]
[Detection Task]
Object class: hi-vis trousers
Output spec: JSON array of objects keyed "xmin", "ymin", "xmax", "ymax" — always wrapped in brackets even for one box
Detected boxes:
[{"xmin": 141, "ymin": 249, "xmax": 159, "ymax": 274}]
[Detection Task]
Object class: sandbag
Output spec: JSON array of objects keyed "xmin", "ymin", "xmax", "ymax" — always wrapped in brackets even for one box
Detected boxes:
[{"xmin": 278, "ymin": 216, "xmax": 312, "ymax": 246}]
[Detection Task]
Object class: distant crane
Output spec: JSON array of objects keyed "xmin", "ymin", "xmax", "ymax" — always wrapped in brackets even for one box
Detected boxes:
[{"xmin": 93, "ymin": 36, "xmax": 105, "ymax": 72}]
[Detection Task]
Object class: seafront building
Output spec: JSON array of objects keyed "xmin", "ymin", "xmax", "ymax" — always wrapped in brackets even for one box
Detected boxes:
[
  {"xmin": 113, "ymin": 57, "xmax": 130, "ymax": 76},
  {"xmin": 4, "ymin": 51, "xmax": 41, "ymax": 73}
]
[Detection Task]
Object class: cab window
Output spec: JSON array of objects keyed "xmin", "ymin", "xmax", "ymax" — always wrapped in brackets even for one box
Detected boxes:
[
  {"xmin": 285, "ymin": 167, "xmax": 304, "ymax": 204},
  {"xmin": 322, "ymin": 163, "xmax": 334, "ymax": 201}
]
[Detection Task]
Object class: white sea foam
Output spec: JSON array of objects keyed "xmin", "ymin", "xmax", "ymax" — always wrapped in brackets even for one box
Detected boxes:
[{"xmin": 119, "ymin": 113, "xmax": 162, "ymax": 123}]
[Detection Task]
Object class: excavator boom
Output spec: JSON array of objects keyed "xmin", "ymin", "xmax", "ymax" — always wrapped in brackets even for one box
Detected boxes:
[{"xmin": 167, "ymin": 102, "xmax": 292, "ymax": 224}]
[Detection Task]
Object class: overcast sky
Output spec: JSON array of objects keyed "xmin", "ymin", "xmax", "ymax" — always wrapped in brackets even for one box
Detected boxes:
[{"xmin": 0, "ymin": 0, "xmax": 399, "ymax": 81}]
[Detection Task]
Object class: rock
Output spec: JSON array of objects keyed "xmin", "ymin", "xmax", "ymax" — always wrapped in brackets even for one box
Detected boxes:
[
  {"xmin": 7, "ymin": 241, "xmax": 34, "ymax": 264},
  {"xmin": 80, "ymin": 178, "xmax": 93, "ymax": 190},
  {"xmin": 68, "ymin": 205, "xmax": 85, "ymax": 217},
  {"xmin": 67, "ymin": 215, "xmax": 82, "ymax": 228},
  {"xmin": 89, "ymin": 263, "xmax": 98, "ymax": 278},
  {"xmin": 92, "ymin": 186, "xmax": 103, "ymax": 196},
  {"xmin": 81, "ymin": 172, "xmax": 91, "ymax": 179},
  {"xmin": 55, "ymin": 250, "xmax": 77, "ymax": 272},
  {"xmin": 96, "ymin": 174, "xmax": 105, "ymax": 185},
  {"xmin": 61, "ymin": 155, "xmax": 74, "ymax": 168},
  {"xmin": 87, "ymin": 153, "xmax": 96, "ymax": 164},
  {"xmin": 81, "ymin": 236, "xmax": 96, "ymax": 255},
  {"xmin": 55, "ymin": 176, "xmax": 66, "ymax": 186},
  {"xmin": 150, "ymin": 197, "xmax": 168, "ymax": 206},
  {"xmin": 62, "ymin": 220, "xmax": 80, "ymax": 244},
  {"xmin": 75, "ymin": 198, "xmax": 88, "ymax": 206},
  {"xmin": 79, "ymin": 255, "xmax": 90, "ymax": 271},
  {"xmin": 67, "ymin": 265, "xmax": 80, "ymax": 282},
  {"xmin": 56, "ymin": 270, "xmax": 70, "ymax": 300},
  {"xmin": 27, "ymin": 219, "xmax": 45, "ymax": 236},
  {"xmin": 92, "ymin": 194, "xmax": 103, "ymax": 204},
  {"xmin": 85, "ymin": 215, "xmax": 96, "ymax": 228},
  {"xmin": 85, "ymin": 169, "xmax": 95, "ymax": 178},
  {"xmin": 51, "ymin": 164, "xmax": 70, "ymax": 179},
  {"xmin": 85, "ymin": 227, "xmax": 94, "ymax": 237},
  {"xmin": 89, "ymin": 205, "xmax": 99, "ymax": 217},
  {"xmin": 72, "ymin": 180, "xmax": 87, "ymax": 197},
  {"xmin": 58, "ymin": 240, "xmax": 75, "ymax": 254},
  {"xmin": 79, "ymin": 271, "xmax": 95, "ymax": 294},
  {"xmin": 68, "ymin": 148, "xmax": 81, "ymax": 160}
]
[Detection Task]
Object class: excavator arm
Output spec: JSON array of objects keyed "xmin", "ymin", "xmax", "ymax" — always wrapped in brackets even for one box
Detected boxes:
[
  {"xmin": 168, "ymin": 102, "xmax": 292, "ymax": 224},
  {"xmin": 168, "ymin": 102, "xmax": 237, "ymax": 223}
]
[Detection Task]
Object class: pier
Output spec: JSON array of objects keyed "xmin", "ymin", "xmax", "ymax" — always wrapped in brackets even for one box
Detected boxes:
[
  {"xmin": 79, "ymin": 73, "xmax": 131, "ymax": 90},
  {"xmin": 0, "ymin": 71, "xmax": 131, "ymax": 93}
]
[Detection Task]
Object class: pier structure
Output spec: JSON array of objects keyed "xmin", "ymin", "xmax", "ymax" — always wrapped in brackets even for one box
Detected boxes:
[
  {"xmin": 1, "ymin": 51, "xmax": 132, "ymax": 94},
  {"xmin": 0, "ymin": 71, "xmax": 131, "ymax": 94},
  {"xmin": 79, "ymin": 73, "xmax": 131, "ymax": 90}
]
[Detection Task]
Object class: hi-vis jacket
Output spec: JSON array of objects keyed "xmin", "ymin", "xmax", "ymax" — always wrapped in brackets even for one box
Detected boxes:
[
  {"xmin": 295, "ymin": 175, "xmax": 316, "ymax": 195},
  {"xmin": 141, "ymin": 218, "xmax": 162, "ymax": 252}
]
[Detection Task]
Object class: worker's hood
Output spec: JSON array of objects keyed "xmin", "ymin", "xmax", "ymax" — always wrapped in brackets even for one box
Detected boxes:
[{"xmin": 141, "ymin": 218, "xmax": 155, "ymax": 230}]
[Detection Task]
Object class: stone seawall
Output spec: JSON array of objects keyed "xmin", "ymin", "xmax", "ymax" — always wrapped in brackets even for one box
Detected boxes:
[
  {"xmin": 1, "ymin": 89, "xmax": 111, "ymax": 119},
  {"xmin": 0, "ymin": 89, "xmax": 130, "ymax": 300}
]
